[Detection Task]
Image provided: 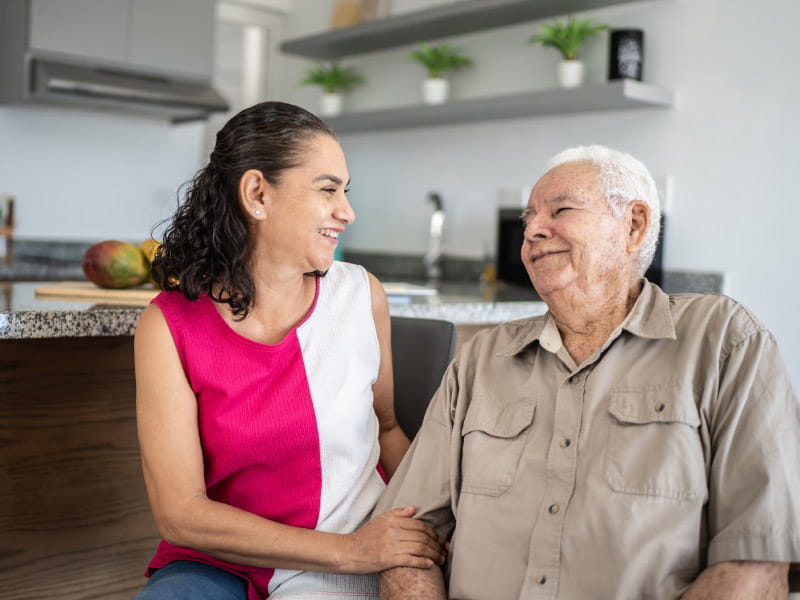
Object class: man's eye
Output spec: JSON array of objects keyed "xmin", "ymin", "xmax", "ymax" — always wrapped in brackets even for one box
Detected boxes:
[
  {"xmin": 344, "ymin": 186, "xmax": 351, "ymax": 194},
  {"xmin": 322, "ymin": 188, "xmax": 336, "ymax": 194},
  {"xmin": 555, "ymin": 207, "xmax": 571, "ymax": 214}
]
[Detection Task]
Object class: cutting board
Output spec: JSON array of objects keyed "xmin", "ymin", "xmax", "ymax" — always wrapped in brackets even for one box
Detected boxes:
[{"xmin": 35, "ymin": 281, "xmax": 159, "ymax": 306}]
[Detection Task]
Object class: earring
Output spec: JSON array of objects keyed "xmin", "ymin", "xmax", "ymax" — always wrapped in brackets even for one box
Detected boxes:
[{"xmin": 255, "ymin": 210, "xmax": 261, "ymax": 215}]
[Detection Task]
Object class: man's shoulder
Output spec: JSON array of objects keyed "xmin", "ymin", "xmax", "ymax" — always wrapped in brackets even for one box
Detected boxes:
[
  {"xmin": 460, "ymin": 315, "xmax": 548, "ymax": 357},
  {"xmin": 667, "ymin": 292, "xmax": 768, "ymax": 350}
]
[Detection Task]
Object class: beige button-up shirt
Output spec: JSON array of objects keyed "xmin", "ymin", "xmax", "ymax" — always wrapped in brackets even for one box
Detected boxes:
[{"xmin": 376, "ymin": 282, "xmax": 800, "ymax": 599}]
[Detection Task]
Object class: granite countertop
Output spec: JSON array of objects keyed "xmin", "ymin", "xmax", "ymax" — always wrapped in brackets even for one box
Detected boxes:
[
  {"xmin": 0, "ymin": 280, "xmax": 549, "ymax": 340},
  {"xmin": 1, "ymin": 241, "xmax": 723, "ymax": 341}
]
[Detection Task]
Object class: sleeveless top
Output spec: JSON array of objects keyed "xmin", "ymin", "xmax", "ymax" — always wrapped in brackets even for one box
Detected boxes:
[{"xmin": 146, "ymin": 261, "xmax": 384, "ymax": 599}]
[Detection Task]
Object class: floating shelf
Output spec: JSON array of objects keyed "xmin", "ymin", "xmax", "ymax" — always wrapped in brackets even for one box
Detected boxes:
[
  {"xmin": 280, "ymin": 0, "xmax": 655, "ymax": 59},
  {"xmin": 324, "ymin": 79, "xmax": 673, "ymax": 134}
]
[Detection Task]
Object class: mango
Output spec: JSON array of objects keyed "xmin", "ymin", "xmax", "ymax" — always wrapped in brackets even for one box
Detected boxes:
[
  {"xmin": 82, "ymin": 240, "xmax": 150, "ymax": 289},
  {"xmin": 139, "ymin": 238, "xmax": 161, "ymax": 264}
]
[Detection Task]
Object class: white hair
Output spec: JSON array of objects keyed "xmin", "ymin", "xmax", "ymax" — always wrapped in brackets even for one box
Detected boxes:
[{"xmin": 546, "ymin": 145, "xmax": 661, "ymax": 276}]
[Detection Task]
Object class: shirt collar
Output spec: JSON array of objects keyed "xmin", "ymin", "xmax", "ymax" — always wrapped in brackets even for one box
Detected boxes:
[
  {"xmin": 622, "ymin": 279, "xmax": 677, "ymax": 340},
  {"xmin": 496, "ymin": 279, "xmax": 676, "ymax": 358}
]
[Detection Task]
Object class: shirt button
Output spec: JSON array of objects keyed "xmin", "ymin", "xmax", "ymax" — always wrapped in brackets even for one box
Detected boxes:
[
  {"xmin": 537, "ymin": 575, "xmax": 547, "ymax": 585},
  {"xmin": 559, "ymin": 438, "xmax": 571, "ymax": 448},
  {"xmin": 655, "ymin": 402, "xmax": 666, "ymax": 412},
  {"xmin": 548, "ymin": 503, "xmax": 560, "ymax": 514}
]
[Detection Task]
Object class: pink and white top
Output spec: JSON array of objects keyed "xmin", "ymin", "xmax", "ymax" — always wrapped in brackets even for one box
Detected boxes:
[{"xmin": 146, "ymin": 261, "xmax": 384, "ymax": 599}]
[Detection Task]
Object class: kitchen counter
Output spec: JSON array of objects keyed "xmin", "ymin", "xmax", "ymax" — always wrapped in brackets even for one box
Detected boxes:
[
  {"xmin": 0, "ymin": 280, "xmax": 549, "ymax": 340},
  {"xmin": 1, "ymin": 262, "xmax": 726, "ymax": 340}
]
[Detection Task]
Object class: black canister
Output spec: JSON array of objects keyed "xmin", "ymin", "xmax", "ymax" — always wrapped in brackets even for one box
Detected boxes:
[{"xmin": 608, "ymin": 29, "xmax": 644, "ymax": 81}]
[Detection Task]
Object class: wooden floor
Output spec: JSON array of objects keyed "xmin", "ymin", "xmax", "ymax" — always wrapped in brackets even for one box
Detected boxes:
[{"xmin": 0, "ymin": 336, "xmax": 158, "ymax": 600}]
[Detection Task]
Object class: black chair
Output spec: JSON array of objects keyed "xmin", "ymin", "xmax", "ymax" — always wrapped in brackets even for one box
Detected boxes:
[{"xmin": 390, "ymin": 316, "xmax": 457, "ymax": 439}]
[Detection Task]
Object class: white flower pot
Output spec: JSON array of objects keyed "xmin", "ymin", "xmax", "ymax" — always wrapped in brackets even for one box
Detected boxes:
[
  {"xmin": 319, "ymin": 92, "xmax": 343, "ymax": 117},
  {"xmin": 558, "ymin": 60, "xmax": 585, "ymax": 88},
  {"xmin": 422, "ymin": 77, "xmax": 449, "ymax": 105}
]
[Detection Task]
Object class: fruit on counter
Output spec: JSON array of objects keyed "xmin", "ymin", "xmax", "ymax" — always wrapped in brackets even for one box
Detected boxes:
[
  {"xmin": 139, "ymin": 238, "xmax": 161, "ymax": 264},
  {"xmin": 82, "ymin": 240, "xmax": 151, "ymax": 289}
]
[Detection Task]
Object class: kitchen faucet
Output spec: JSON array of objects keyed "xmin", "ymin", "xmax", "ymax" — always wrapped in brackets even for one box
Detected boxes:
[{"xmin": 423, "ymin": 192, "xmax": 444, "ymax": 282}]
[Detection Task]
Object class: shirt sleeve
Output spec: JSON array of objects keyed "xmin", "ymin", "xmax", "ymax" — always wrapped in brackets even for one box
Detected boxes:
[
  {"xmin": 373, "ymin": 359, "xmax": 461, "ymax": 543},
  {"xmin": 706, "ymin": 328, "xmax": 800, "ymax": 567}
]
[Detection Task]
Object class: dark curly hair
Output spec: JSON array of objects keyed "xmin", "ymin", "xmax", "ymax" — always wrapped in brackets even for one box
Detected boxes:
[{"xmin": 151, "ymin": 101, "xmax": 336, "ymax": 319}]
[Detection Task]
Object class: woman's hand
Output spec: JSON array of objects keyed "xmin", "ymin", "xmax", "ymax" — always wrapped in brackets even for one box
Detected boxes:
[{"xmin": 339, "ymin": 507, "xmax": 445, "ymax": 574}]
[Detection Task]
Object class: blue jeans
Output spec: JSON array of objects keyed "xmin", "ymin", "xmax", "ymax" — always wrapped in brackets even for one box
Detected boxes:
[{"xmin": 132, "ymin": 561, "xmax": 248, "ymax": 600}]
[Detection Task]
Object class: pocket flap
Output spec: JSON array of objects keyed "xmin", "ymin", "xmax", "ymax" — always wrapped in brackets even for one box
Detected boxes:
[
  {"xmin": 462, "ymin": 398, "xmax": 536, "ymax": 438},
  {"xmin": 609, "ymin": 385, "xmax": 700, "ymax": 428}
]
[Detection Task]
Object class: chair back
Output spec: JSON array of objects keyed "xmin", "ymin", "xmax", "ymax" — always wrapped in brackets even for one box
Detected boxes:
[{"xmin": 390, "ymin": 316, "xmax": 457, "ymax": 439}]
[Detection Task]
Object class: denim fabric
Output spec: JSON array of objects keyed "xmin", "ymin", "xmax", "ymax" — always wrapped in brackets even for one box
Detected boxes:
[{"xmin": 132, "ymin": 561, "xmax": 248, "ymax": 600}]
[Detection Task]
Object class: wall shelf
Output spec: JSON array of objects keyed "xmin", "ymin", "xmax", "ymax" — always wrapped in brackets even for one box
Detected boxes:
[
  {"xmin": 280, "ymin": 0, "xmax": 653, "ymax": 59},
  {"xmin": 324, "ymin": 79, "xmax": 673, "ymax": 134}
]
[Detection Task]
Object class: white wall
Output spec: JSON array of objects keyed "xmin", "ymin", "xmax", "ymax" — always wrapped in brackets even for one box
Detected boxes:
[
  {"xmin": 0, "ymin": 105, "xmax": 206, "ymax": 242},
  {"xmin": 277, "ymin": 0, "xmax": 800, "ymax": 387}
]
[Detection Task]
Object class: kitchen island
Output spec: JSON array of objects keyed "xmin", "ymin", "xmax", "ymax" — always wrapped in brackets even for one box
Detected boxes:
[{"xmin": 0, "ymin": 279, "xmax": 546, "ymax": 600}]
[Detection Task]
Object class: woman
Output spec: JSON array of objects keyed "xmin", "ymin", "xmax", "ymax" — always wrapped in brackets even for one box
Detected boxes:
[{"xmin": 133, "ymin": 101, "xmax": 444, "ymax": 600}]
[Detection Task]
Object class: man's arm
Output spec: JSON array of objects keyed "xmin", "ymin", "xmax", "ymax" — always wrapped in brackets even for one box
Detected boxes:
[
  {"xmin": 380, "ymin": 565, "xmax": 447, "ymax": 600},
  {"xmin": 682, "ymin": 560, "xmax": 789, "ymax": 600}
]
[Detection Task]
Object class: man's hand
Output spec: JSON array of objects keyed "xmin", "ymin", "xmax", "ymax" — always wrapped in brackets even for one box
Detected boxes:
[
  {"xmin": 380, "ymin": 565, "xmax": 447, "ymax": 600},
  {"xmin": 682, "ymin": 560, "xmax": 789, "ymax": 599}
]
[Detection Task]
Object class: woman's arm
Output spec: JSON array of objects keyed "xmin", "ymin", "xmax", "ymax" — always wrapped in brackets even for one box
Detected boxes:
[
  {"xmin": 367, "ymin": 272, "xmax": 411, "ymax": 478},
  {"xmin": 135, "ymin": 303, "xmax": 441, "ymax": 573}
]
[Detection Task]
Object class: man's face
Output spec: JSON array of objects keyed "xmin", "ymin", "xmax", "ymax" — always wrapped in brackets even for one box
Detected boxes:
[{"xmin": 521, "ymin": 162, "xmax": 632, "ymax": 299}]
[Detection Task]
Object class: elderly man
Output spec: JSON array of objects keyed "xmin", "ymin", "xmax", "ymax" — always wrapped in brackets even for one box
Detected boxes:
[{"xmin": 375, "ymin": 146, "xmax": 799, "ymax": 599}]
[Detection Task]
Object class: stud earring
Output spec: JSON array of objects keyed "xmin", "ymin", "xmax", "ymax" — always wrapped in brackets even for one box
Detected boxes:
[{"xmin": 255, "ymin": 210, "xmax": 261, "ymax": 215}]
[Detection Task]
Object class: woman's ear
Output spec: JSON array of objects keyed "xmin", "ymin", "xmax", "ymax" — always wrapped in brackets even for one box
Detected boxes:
[
  {"xmin": 239, "ymin": 169, "xmax": 267, "ymax": 220},
  {"xmin": 626, "ymin": 200, "xmax": 650, "ymax": 253}
]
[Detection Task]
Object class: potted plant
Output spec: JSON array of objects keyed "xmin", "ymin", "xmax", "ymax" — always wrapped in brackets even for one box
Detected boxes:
[
  {"xmin": 299, "ymin": 62, "xmax": 364, "ymax": 117},
  {"xmin": 408, "ymin": 42, "xmax": 473, "ymax": 105},
  {"xmin": 528, "ymin": 15, "xmax": 608, "ymax": 88}
]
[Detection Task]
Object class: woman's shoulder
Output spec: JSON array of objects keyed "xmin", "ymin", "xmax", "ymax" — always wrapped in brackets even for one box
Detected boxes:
[
  {"xmin": 148, "ymin": 289, "xmax": 209, "ymax": 324},
  {"xmin": 327, "ymin": 259, "xmax": 366, "ymax": 279}
]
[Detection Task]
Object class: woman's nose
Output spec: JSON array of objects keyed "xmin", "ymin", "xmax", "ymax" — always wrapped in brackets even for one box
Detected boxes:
[{"xmin": 337, "ymin": 194, "xmax": 356, "ymax": 225}]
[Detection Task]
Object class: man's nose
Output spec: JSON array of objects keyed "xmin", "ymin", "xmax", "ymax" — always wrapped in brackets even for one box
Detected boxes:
[{"xmin": 523, "ymin": 214, "xmax": 550, "ymax": 241}]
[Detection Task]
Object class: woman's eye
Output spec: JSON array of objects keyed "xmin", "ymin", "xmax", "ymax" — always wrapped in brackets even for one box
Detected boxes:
[
  {"xmin": 344, "ymin": 187, "xmax": 351, "ymax": 194},
  {"xmin": 322, "ymin": 188, "xmax": 336, "ymax": 194}
]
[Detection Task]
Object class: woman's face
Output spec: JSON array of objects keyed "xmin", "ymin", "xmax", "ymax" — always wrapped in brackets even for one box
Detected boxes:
[{"xmin": 259, "ymin": 134, "xmax": 354, "ymax": 274}]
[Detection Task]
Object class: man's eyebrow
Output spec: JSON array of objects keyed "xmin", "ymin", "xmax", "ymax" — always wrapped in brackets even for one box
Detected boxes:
[
  {"xmin": 312, "ymin": 174, "xmax": 347, "ymax": 186},
  {"xmin": 549, "ymin": 193, "xmax": 587, "ymax": 204},
  {"xmin": 521, "ymin": 193, "xmax": 588, "ymax": 219}
]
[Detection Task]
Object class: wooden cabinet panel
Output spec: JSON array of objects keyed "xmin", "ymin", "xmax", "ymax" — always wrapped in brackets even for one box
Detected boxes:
[{"xmin": 0, "ymin": 336, "xmax": 157, "ymax": 600}]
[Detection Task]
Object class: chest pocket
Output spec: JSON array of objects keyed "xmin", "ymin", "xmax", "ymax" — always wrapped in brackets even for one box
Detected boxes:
[
  {"xmin": 460, "ymin": 398, "xmax": 535, "ymax": 496},
  {"xmin": 604, "ymin": 384, "xmax": 707, "ymax": 501}
]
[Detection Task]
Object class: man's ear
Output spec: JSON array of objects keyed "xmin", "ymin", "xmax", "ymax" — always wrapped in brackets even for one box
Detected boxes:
[
  {"xmin": 626, "ymin": 200, "xmax": 650, "ymax": 253},
  {"xmin": 239, "ymin": 169, "xmax": 268, "ymax": 220}
]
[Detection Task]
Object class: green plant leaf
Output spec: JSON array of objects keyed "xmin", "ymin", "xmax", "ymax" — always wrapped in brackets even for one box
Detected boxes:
[
  {"xmin": 527, "ymin": 15, "xmax": 609, "ymax": 60},
  {"xmin": 299, "ymin": 62, "xmax": 364, "ymax": 93},
  {"xmin": 408, "ymin": 42, "xmax": 474, "ymax": 78}
]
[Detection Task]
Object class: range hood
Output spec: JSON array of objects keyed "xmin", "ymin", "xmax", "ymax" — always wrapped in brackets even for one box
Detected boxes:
[{"xmin": 27, "ymin": 57, "xmax": 229, "ymax": 123}]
